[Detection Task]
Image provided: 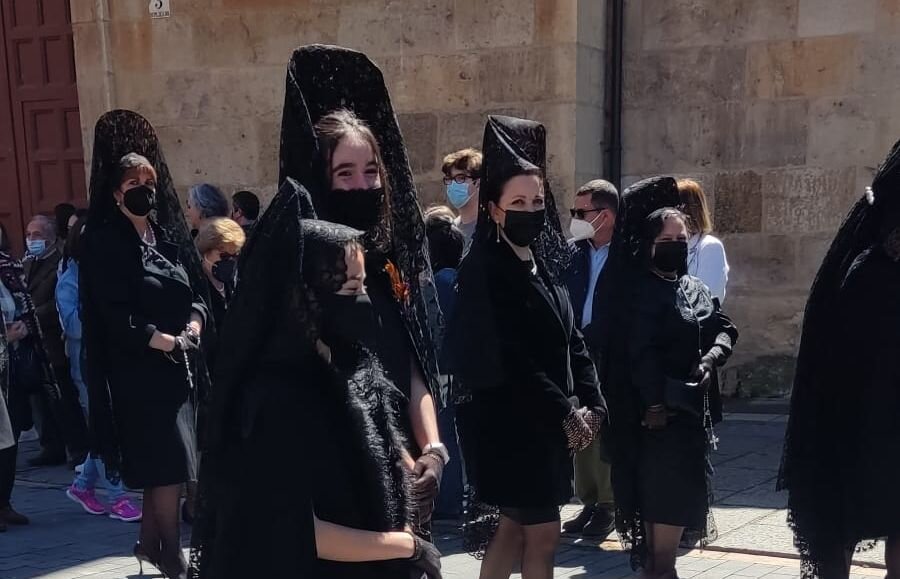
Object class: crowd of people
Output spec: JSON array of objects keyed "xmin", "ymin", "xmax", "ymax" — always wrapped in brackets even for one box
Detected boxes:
[{"xmin": 0, "ymin": 41, "xmax": 896, "ymax": 579}]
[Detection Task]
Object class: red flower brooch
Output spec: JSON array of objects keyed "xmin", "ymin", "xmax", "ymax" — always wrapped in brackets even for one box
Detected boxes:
[{"xmin": 384, "ymin": 260, "xmax": 410, "ymax": 304}]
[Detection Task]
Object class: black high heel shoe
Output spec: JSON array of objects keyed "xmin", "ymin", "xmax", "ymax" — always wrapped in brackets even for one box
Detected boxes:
[
  {"xmin": 133, "ymin": 541, "xmax": 161, "ymax": 575},
  {"xmin": 158, "ymin": 551, "xmax": 188, "ymax": 579}
]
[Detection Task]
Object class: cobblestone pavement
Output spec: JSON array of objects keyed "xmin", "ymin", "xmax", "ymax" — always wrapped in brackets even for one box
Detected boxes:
[{"xmin": 0, "ymin": 414, "xmax": 888, "ymax": 578}]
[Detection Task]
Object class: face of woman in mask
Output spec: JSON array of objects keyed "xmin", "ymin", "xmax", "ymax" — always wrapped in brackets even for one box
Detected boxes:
[
  {"xmin": 114, "ymin": 165, "xmax": 158, "ymax": 219},
  {"xmin": 325, "ymin": 135, "xmax": 385, "ymax": 232},
  {"xmin": 650, "ymin": 214, "xmax": 689, "ymax": 275},
  {"xmin": 203, "ymin": 248, "xmax": 237, "ymax": 288},
  {"xmin": 489, "ymin": 174, "xmax": 546, "ymax": 248}
]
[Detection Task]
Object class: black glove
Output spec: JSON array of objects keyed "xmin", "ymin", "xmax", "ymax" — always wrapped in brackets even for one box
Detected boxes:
[
  {"xmin": 173, "ymin": 330, "xmax": 200, "ymax": 352},
  {"xmin": 409, "ymin": 536, "xmax": 442, "ymax": 579}
]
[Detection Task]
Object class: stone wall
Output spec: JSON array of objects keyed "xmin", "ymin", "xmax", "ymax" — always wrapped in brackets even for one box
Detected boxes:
[
  {"xmin": 622, "ymin": 0, "xmax": 900, "ymax": 393},
  {"xmin": 70, "ymin": 0, "xmax": 604, "ymax": 208}
]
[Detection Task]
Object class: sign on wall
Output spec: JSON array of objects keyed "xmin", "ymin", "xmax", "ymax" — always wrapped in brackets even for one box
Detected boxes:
[{"xmin": 149, "ymin": 0, "xmax": 171, "ymax": 18}]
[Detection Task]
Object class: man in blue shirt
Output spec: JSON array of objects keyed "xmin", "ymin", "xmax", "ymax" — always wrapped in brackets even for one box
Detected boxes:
[{"xmin": 563, "ymin": 179, "xmax": 619, "ymax": 538}]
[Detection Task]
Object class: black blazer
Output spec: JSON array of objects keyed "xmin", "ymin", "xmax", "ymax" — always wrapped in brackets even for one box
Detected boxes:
[
  {"xmin": 449, "ymin": 239, "xmax": 606, "ymax": 506},
  {"xmin": 565, "ymin": 239, "xmax": 614, "ymax": 355},
  {"xmin": 452, "ymin": 239, "xmax": 605, "ymax": 429}
]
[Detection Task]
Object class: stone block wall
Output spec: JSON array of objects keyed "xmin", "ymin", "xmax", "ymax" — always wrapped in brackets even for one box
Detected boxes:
[
  {"xmin": 70, "ymin": 0, "xmax": 605, "ymax": 209},
  {"xmin": 621, "ymin": 0, "xmax": 900, "ymax": 391}
]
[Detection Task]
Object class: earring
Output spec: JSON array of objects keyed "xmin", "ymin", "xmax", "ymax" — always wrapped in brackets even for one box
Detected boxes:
[{"xmin": 495, "ymin": 221, "xmax": 500, "ymax": 243}]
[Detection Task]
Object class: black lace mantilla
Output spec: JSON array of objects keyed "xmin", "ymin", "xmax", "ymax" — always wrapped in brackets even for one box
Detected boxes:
[
  {"xmin": 81, "ymin": 109, "xmax": 212, "ymax": 473},
  {"xmin": 278, "ymin": 44, "xmax": 444, "ymax": 404}
]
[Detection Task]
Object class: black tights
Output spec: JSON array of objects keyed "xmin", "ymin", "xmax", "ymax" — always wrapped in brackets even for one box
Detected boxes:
[
  {"xmin": 141, "ymin": 484, "xmax": 186, "ymax": 576},
  {"xmin": 818, "ymin": 537, "xmax": 900, "ymax": 579},
  {"xmin": 0, "ymin": 440, "xmax": 17, "ymax": 508}
]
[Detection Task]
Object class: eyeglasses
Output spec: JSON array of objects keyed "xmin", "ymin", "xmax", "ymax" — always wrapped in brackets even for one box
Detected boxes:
[
  {"xmin": 570, "ymin": 208, "xmax": 603, "ymax": 220},
  {"xmin": 442, "ymin": 174, "xmax": 475, "ymax": 185}
]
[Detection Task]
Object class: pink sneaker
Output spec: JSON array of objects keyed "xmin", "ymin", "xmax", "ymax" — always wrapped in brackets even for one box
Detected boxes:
[
  {"xmin": 66, "ymin": 485, "xmax": 106, "ymax": 515},
  {"xmin": 109, "ymin": 498, "xmax": 142, "ymax": 522}
]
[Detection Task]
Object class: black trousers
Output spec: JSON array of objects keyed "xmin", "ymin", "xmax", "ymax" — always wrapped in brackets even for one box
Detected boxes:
[{"xmin": 33, "ymin": 362, "xmax": 88, "ymax": 456}]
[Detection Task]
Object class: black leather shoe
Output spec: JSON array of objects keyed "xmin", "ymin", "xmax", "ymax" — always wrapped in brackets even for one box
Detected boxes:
[
  {"xmin": 582, "ymin": 507, "xmax": 615, "ymax": 540},
  {"xmin": 562, "ymin": 505, "xmax": 596, "ymax": 534},
  {"xmin": 27, "ymin": 449, "xmax": 66, "ymax": 467}
]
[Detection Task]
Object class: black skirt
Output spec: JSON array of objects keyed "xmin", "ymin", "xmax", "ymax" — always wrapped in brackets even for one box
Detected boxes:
[
  {"xmin": 638, "ymin": 416, "xmax": 709, "ymax": 528},
  {"xmin": 109, "ymin": 353, "xmax": 196, "ymax": 489}
]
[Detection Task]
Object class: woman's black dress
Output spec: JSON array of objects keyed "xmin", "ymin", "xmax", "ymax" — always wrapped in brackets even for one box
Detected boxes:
[
  {"xmin": 454, "ymin": 240, "xmax": 605, "ymax": 509},
  {"xmin": 626, "ymin": 271, "xmax": 737, "ymax": 528},
  {"xmin": 826, "ymin": 247, "xmax": 900, "ymax": 543},
  {"xmin": 84, "ymin": 214, "xmax": 204, "ymax": 488}
]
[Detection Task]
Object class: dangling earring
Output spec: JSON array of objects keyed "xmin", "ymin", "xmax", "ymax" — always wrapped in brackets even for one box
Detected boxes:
[{"xmin": 495, "ymin": 221, "xmax": 500, "ymax": 243}]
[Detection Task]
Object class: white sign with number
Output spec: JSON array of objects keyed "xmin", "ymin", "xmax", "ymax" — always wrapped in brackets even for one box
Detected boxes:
[{"xmin": 149, "ymin": 0, "xmax": 171, "ymax": 18}]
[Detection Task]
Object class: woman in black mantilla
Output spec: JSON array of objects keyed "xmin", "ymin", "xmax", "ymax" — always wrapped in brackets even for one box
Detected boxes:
[
  {"xmin": 779, "ymin": 140, "xmax": 900, "ymax": 579},
  {"xmin": 188, "ymin": 181, "xmax": 441, "ymax": 579},
  {"xmin": 80, "ymin": 111, "xmax": 213, "ymax": 579},
  {"xmin": 279, "ymin": 44, "xmax": 446, "ymax": 531},
  {"xmin": 447, "ymin": 115, "xmax": 606, "ymax": 579},
  {"xmin": 622, "ymin": 208, "xmax": 737, "ymax": 579}
]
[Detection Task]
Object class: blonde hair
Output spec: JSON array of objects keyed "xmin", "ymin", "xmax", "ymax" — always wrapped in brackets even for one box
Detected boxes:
[
  {"xmin": 677, "ymin": 178, "xmax": 713, "ymax": 235},
  {"xmin": 195, "ymin": 217, "xmax": 246, "ymax": 256}
]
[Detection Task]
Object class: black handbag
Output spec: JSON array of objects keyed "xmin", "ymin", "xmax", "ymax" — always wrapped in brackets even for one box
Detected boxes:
[
  {"xmin": 9, "ymin": 337, "xmax": 57, "ymax": 400},
  {"xmin": 664, "ymin": 376, "xmax": 704, "ymax": 418}
]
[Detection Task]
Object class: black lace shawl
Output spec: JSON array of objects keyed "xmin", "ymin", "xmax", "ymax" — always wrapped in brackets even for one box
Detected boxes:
[
  {"xmin": 778, "ymin": 138, "xmax": 900, "ymax": 577},
  {"xmin": 81, "ymin": 110, "xmax": 212, "ymax": 469},
  {"xmin": 278, "ymin": 44, "xmax": 442, "ymax": 402}
]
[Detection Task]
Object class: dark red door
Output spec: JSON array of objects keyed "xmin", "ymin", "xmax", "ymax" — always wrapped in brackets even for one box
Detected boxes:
[{"xmin": 0, "ymin": 0, "xmax": 84, "ymax": 256}]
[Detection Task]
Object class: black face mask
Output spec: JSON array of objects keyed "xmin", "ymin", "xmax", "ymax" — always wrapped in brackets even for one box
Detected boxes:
[
  {"xmin": 122, "ymin": 185, "xmax": 156, "ymax": 217},
  {"xmin": 501, "ymin": 209, "xmax": 545, "ymax": 247},
  {"xmin": 320, "ymin": 293, "xmax": 378, "ymax": 365},
  {"xmin": 212, "ymin": 257, "xmax": 237, "ymax": 290},
  {"xmin": 652, "ymin": 240, "xmax": 688, "ymax": 274},
  {"xmin": 323, "ymin": 187, "xmax": 385, "ymax": 232}
]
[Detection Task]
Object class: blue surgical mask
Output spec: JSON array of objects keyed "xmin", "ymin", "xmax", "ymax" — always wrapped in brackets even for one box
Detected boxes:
[
  {"xmin": 26, "ymin": 239, "xmax": 46, "ymax": 256},
  {"xmin": 446, "ymin": 181, "xmax": 472, "ymax": 209}
]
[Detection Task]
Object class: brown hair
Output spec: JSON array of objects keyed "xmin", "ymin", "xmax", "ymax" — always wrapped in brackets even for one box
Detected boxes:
[
  {"xmin": 442, "ymin": 148, "xmax": 483, "ymax": 179},
  {"xmin": 314, "ymin": 109, "xmax": 392, "ymax": 251},
  {"xmin": 195, "ymin": 217, "xmax": 246, "ymax": 256},
  {"xmin": 677, "ymin": 178, "xmax": 713, "ymax": 235}
]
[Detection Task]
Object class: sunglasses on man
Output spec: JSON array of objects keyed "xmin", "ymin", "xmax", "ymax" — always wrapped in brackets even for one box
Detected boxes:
[{"xmin": 569, "ymin": 208, "xmax": 604, "ymax": 220}]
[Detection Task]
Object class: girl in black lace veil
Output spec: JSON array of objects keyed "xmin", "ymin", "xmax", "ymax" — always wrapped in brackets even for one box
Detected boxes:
[
  {"xmin": 189, "ymin": 180, "xmax": 442, "ymax": 579},
  {"xmin": 779, "ymin": 139, "xmax": 900, "ymax": 578},
  {"xmin": 278, "ymin": 44, "xmax": 446, "ymax": 536}
]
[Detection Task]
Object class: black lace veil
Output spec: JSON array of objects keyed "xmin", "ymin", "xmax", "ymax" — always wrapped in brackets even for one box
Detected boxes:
[
  {"xmin": 472, "ymin": 115, "xmax": 571, "ymax": 278},
  {"xmin": 778, "ymin": 138, "xmax": 900, "ymax": 577},
  {"xmin": 81, "ymin": 109, "xmax": 212, "ymax": 469},
  {"xmin": 278, "ymin": 43, "xmax": 442, "ymax": 400}
]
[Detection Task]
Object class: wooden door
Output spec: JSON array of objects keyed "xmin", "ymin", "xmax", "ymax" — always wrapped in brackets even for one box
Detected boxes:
[{"xmin": 0, "ymin": 0, "xmax": 84, "ymax": 256}]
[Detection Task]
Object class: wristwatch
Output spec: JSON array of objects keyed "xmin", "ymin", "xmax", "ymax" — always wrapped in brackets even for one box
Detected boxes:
[{"xmin": 423, "ymin": 442, "xmax": 450, "ymax": 466}]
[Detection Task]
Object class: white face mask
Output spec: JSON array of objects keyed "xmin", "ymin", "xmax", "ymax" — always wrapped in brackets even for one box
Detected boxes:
[{"xmin": 569, "ymin": 214, "xmax": 601, "ymax": 243}]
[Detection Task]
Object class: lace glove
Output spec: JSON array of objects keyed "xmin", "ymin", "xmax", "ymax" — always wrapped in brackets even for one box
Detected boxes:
[
  {"xmin": 581, "ymin": 407, "xmax": 605, "ymax": 437},
  {"xmin": 563, "ymin": 407, "xmax": 593, "ymax": 451},
  {"xmin": 409, "ymin": 536, "xmax": 442, "ymax": 579}
]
